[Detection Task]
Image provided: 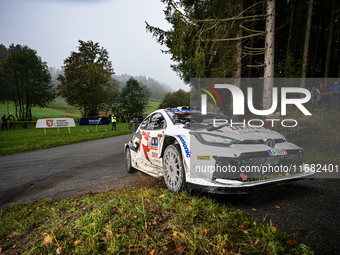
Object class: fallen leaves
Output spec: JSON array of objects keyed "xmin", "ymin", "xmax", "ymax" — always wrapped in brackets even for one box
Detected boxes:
[
  {"xmin": 159, "ymin": 194, "xmax": 165, "ymax": 198},
  {"xmin": 271, "ymin": 226, "xmax": 277, "ymax": 233},
  {"xmin": 74, "ymin": 240, "xmax": 81, "ymax": 245},
  {"xmin": 176, "ymin": 243, "xmax": 182, "ymax": 250},
  {"xmin": 43, "ymin": 235, "xmax": 53, "ymax": 244},
  {"xmin": 150, "ymin": 249, "xmax": 155, "ymax": 255},
  {"xmin": 204, "ymin": 228, "xmax": 208, "ymax": 236},
  {"xmin": 287, "ymin": 239, "xmax": 298, "ymax": 248},
  {"xmin": 254, "ymin": 238, "xmax": 260, "ymax": 245},
  {"xmin": 252, "ymin": 208, "xmax": 257, "ymax": 211},
  {"xmin": 275, "ymin": 206, "xmax": 281, "ymax": 209}
]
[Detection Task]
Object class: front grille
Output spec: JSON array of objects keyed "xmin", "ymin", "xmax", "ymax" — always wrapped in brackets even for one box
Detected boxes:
[
  {"xmin": 212, "ymin": 151, "xmax": 303, "ymax": 181},
  {"xmin": 236, "ymin": 138, "xmax": 286, "ymax": 145}
]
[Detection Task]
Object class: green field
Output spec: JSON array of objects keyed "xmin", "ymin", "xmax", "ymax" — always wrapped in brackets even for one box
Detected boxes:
[
  {"xmin": 0, "ymin": 98, "xmax": 82, "ymax": 119},
  {"xmin": 0, "ymin": 98, "xmax": 160, "ymax": 155},
  {"xmin": 145, "ymin": 101, "xmax": 161, "ymax": 115},
  {"xmin": 0, "ymin": 98, "xmax": 161, "ymax": 119}
]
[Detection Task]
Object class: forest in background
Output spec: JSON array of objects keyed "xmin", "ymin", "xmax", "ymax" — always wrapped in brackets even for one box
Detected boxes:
[
  {"xmin": 49, "ymin": 68, "xmax": 173, "ymax": 102},
  {"xmin": 147, "ymin": 0, "xmax": 340, "ymax": 81},
  {"xmin": 145, "ymin": 0, "xmax": 340, "ymax": 116}
]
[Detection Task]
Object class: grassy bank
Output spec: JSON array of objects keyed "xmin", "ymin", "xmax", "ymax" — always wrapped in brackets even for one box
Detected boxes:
[
  {"xmin": 0, "ymin": 122, "xmax": 132, "ymax": 155},
  {"xmin": 0, "ymin": 187, "xmax": 313, "ymax": 254}
]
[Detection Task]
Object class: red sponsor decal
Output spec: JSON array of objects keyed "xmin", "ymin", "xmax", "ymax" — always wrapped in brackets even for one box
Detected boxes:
[{"xmin": 139, "ymin": 131, "xmax": 151, "ymax": 162}]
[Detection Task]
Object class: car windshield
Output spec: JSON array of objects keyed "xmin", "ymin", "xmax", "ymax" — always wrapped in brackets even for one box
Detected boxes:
[{"xmin": 166, "ymin": 110, "xmax": 230, "ymax": 130}]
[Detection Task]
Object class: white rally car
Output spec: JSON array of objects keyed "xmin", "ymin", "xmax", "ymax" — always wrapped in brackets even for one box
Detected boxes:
[{"xmin": 124, "ymin": 107, "xmax": 314, "ymax": 194}]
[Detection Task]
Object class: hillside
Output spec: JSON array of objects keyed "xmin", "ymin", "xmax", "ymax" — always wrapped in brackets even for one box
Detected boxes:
[
  {"xmin": 113, "ymin": 74, "xmax": 173, "ymax": 101},
  {"xmin": 49, "ymin": 69, "xmax": 173, "ymax": 102}
]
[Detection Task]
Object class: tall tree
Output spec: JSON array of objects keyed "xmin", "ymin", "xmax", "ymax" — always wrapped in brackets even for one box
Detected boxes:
[
  {"xmin": 301, "ymin": 0, "xmax": 314, "ymax": 87},
  {"xmin": 57, "ymin": 40, "xmax": 117, "ymax": 117},
  {"xmin": 158, "ymin": 89, "xmax": 190, "ymax": 109},
  {"xmin": 119, "ymin": 77, "xmax": 151, "ymax": 115},
  {"xmin": 146, "ymin": 0, "xmax": 260, "ymax": 84},
  {"xmin": 263, "ymin": 0, "xmax": 275, "ymax": 111},
  {"xmin": 0, "ymin": 44, "xmax": 10, "ymax": 105},
  {"xmin": 286, "ymin": 0, "xmax": 296, "ymax": 56},
  {"xmin": 1, "ymin": 45, "xmax": 55, "ymax": 120},
  {"xmin": 324, "ymin": 0, "xmax": 336, "ymax": 80}
]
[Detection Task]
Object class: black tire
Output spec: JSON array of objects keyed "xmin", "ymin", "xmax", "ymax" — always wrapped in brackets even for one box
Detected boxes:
[
  {"xmin": 125, "ymin": 147, "xmax": 133, "ymax": 173},
  {"xmin": 162, "ymin": 144, "xmax": 186, "ymax": 192}
]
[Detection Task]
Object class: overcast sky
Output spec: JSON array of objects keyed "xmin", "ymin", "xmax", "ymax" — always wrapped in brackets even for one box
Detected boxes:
[{"xmin": 0, "ymin": 0, "xmax": 188, "ymax": 91}]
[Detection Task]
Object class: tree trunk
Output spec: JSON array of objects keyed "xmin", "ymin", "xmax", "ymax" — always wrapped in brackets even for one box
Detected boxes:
[
  {"xmin": 301, "ymin": 0, "xmax": 314, "ymax": 87},
  {"xmin": 248, "ymin": 0, "xmax": 256, "ymax": 79},
  {"xmin": 286, "ymin": 0, "xmax": 296, "ymax": 56},
  {"xmin": 324, "ymin": 0, "xmax": 336, "ymax": 81},
  {"xmin": 234, "ymin": 3, "xmax": 243, "ymax": 121},
  {"xmin": 235, "ymin": 30, "xmax": 242, "ymax": 80},
  {"xmin": 311, "ymin": 15, "xmax": 322, "ymax": 78},
  {"xmin": 235, "ymin": 0, "xmax": 243, "ymax": 81},
  {"xmin": 293, "ymin": 0, "xmax": 301, "ymax": 59},
  {"xmin": 263, "ymin": 0, "xmax": 275, "ymax": 111}
]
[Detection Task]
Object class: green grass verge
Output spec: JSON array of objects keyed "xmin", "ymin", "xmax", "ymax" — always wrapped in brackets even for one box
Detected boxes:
[
  {"xmin": 0, "ymin": 122, "xmax": 132, "ymax": 155},
  {"xmin": 0, "ymin": 187, "xmax": 314, "ymax": 254}
]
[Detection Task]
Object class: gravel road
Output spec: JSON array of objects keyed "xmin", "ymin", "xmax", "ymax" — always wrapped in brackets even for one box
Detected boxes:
[{"xmin": 0, "ymin": 135, "xmax": 339, "ymax": 254}]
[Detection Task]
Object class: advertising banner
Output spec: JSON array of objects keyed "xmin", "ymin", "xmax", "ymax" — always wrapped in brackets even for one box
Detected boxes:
[
  {"xmin": 36, "ymin": 118, "xmax": 76, "ymax": 128},
  {"xmin": 79, "ymin": 116, "xmax": 110, "ymax": 126}
]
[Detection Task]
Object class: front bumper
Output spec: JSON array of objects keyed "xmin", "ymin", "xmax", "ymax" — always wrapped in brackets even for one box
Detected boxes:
[
  {"xmin": 188, "ymin": 148, "xmax": 314, "ymax": 194},
  {"xmin": 212, "ymin": 149, "xmax": 304, "ymax": 181},
  {"xmin": 187, "ymin": 168, "xmax": 314, "ymax": 194}
]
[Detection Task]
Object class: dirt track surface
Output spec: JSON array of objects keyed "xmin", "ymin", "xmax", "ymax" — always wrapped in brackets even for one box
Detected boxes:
[{"xmin": 0, "ymin": 135, "xmax": 339, "ymax": 254}]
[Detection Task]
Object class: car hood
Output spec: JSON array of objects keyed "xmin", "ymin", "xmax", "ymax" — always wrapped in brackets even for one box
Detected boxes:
[{"xmin": 191, "ymin": 125, "xmax": 283, "ymax": 141}]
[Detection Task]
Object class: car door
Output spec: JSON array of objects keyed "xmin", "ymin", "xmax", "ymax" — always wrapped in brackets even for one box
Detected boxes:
[
  {"xmin": 133, "ymin": 114, "xmax": 152, "ymax": 172},
  {"xmin": 145, "ymin": 112, "xmax": 167, "ymax": 169},
  {"xmin": 134, "ymin": 113, "xmax": 166, "ymax": 175}
]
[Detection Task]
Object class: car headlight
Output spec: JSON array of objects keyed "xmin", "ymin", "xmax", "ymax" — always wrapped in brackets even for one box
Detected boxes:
[{"xmin": 194, "ymin": 133, "xmax": 237, "ymax": 147}]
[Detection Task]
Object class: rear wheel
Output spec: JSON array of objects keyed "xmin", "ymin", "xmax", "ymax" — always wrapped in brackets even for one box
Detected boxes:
[
  {"xmin": 125, "ymin": 147, "xmax": 133, "ymax": 173},
  {"xmin": 162, "ymin": 144, "xmax": 186, "ymax": 192}
]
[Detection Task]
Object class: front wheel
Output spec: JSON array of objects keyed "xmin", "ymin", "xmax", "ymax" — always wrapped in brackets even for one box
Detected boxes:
[
  {"xmin": 162, "ymin": 144, "xmax": 186, "ymax": 192},
  {"xmin": 125, "ymin": 147, "xmax": 133, "ymax": 173}
]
